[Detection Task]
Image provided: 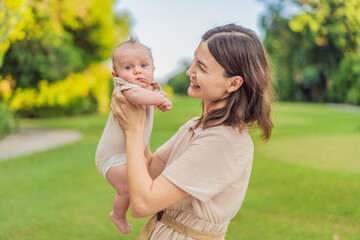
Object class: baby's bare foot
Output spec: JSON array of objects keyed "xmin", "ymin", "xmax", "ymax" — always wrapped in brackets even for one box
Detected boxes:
[{"xmin": 110, "ymin": 211, "xmax": 132, "ymax": 235}]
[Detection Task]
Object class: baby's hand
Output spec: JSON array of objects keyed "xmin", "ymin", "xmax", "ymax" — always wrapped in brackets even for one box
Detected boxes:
[{"xmin": 157, "ymin": 99, "xmax": 172, "ymax": 112}]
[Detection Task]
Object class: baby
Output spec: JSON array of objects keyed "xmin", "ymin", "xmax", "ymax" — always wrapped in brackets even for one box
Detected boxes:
[{"xmin": 95, "ymin": 38, "xmax": 172, "ymax": 234}]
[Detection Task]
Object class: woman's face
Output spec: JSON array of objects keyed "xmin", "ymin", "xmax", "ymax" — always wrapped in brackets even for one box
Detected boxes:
[{"xmin": 186, "ymin": 41, "xmax": 232, "ymax": 111}]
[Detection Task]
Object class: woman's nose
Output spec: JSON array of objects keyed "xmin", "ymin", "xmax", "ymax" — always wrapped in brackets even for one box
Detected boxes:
[
  {"xmin": 186, "ymin": 60, "xmax": 195, "ymax": 76},
  {"xmin": 186, "ymin": 61, "xmax": 194, "ymax": 77},
  {"xmin": 186, "ymin": 69, "xmax": 196, "ymax": 82}
]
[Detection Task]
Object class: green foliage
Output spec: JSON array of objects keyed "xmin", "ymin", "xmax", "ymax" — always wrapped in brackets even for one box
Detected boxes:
[
  {"xmin": 0, "ymin": 0, "xmax": 131, "ymax": 116},
  {"xmin": 6, "ymin": 63, "xmax": 111, "ymax": 117},
  {"xmin": 0, "ymin": 0, "xmax": 130, "ymax": 88},
  {"xmin": 167, "ymin": 61, "xmax": 190, "ymax": 95},
  {"xmin": 329, "ymin": 53, "xmax": 360, "ymax": 105},
  {"xmin": 262, "ymin": 0, "xmax": 360, "ymax": 104},
  {"xmin": 0, "ymin": 0, "xmax": 31, "ymax": 67},
  {"xmin": 0, "ymin": 39, "xmax": 84, "ymax": 88},
  {"xmin": 161, "ymin": 84, "xmax": 175, "ymax": 100},
  {"xmin": 0, "ymin": 101, "xmax": 17, "ymax": 139}
]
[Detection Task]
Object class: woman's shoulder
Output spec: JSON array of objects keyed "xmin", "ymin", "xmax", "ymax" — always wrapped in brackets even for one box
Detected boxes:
[
  {"xmin": 179, "ymin": 117, "xmax": 201, "ymax": 129},
  {"xmin": 187, "ymin": 116, "xmax": 201, "ymax": 124},
  {"xmin": 169, "ymin": 117, "xmax": 200, "ymax": 138},
  {"xmin": 200, "ymin": 125, "xmax": 253, "ymax": 148}
]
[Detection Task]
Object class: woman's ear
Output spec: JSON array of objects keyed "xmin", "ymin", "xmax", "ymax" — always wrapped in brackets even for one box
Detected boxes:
[{"xmin": 227, "ymin": 76, "xmax": 243, "ymax": 93}]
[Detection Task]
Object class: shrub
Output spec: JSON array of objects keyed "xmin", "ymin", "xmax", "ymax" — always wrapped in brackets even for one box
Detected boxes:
[
  {"xmin": 5, "ymin": 63, "xmax": 111, "ymax": 117},
  {"xmin": 0, "ymin": 102, "xmax": 17, "ymax": 139},
  {"xmin": 328, "ymin": 53, "xmax": 360, "ymax": 105},
  {"xmin": 167, "ymin": 61, "xmax": 190, "ymax": 95},
  {"xmin": 161, "ymin": 85, "xmax": 174, "ymax": 100}
]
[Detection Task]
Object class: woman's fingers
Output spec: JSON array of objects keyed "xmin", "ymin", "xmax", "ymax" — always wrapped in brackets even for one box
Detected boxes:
[
  {"xmin": 112, "ymin": 85, "xmax": 118, "ymax": 97},
  {"xmin": 113, "ymin": 86, "xmax": 127, "ymax": 103},
  {"xmin": 110, "ymin": 97, "xmax": 121, "ymax": 116},
  {"xmin": 110, "ymin": 85, "xmax": 147, "ymax": 132}
]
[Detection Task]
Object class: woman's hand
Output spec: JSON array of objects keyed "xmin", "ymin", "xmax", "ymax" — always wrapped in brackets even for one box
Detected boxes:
[{"xmin": 110, "ymin": 86, "xmax": 146, "ymax": 134}]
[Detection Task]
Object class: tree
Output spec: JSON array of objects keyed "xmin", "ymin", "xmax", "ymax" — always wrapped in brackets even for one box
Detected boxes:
[
  {"xmin": 167, "ymin": 60, "xmax": 190, "ymax": 95},
  {"xmin": 0, "ymin": 0, "xmax": 132, "ymax": 118},
  {"xmin": 0, "ymin": 0, "xmax": 31, "ymax": 67},
  {"xmin": 261, "ymin": 0, "xmax": 360, "ymax": 104},
  {"xmin": 0, "ymin": 0, "xmax": 30, "ymax": 136},
  {"xmin": 0, "ymin": 0, "xmax": 131, "ymax": 88}
]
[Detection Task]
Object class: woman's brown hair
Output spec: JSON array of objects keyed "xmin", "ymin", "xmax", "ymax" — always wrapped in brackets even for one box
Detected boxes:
[{"xmin": 193, "ymin": 24, "xmax": 273, "ymax": 141}]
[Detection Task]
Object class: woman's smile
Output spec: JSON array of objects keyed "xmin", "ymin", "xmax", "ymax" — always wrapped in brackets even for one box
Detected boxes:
[{"xmin": 190, "ymin": 82, "xmax": 200, "ymax": 89}]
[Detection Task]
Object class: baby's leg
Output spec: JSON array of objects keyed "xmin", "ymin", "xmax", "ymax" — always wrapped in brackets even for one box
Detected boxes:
[{"xmin": 106, "ymin": 165, "xmax": 132, "ymax": 234}]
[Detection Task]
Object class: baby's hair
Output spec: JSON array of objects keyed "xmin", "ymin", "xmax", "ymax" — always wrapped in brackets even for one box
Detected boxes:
[
  {"xmin": 111, "ymin": 36, "xmax": 153, "ymax": 63},
  {"xmin": 111, "ymin": 36, "xmax": 154, "ymax": 76}
]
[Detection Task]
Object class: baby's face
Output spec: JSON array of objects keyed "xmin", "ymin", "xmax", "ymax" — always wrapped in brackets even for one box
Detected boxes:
[{"xmin": 113, "ymin": 43, "xmax": 155, "ymax": 88}]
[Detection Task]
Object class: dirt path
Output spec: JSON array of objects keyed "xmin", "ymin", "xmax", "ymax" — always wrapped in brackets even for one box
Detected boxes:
[{"xmin": 0, "ymin": 127, "xmax": 82, "ymax": 161}]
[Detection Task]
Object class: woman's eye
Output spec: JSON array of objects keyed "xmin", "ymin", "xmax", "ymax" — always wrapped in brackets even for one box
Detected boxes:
[
  {"xmin": 195, "ymin": 61, "xmax": 205, "ymax": 72},
  {"xmin": 141, "ymin": 64, "xmax": 147, "ymax": 67},
  {"xmin": 125, "ymin": 66, "xmax": 132, "ymax": 70}
]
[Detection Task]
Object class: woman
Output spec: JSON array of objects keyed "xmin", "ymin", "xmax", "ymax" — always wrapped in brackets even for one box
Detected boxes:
[{"xmin": 110, "ymin": 23, "xmax": 273, "ymax": 239}]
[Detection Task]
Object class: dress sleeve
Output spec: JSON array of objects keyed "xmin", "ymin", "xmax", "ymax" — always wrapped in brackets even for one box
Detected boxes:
[
  {"xmin": 113, "ymin": 77, "xmax": 140, "ymax": 91},
  {"xmin": 162, "ymin": 127, "xmax": 253, "ymax": 202}
]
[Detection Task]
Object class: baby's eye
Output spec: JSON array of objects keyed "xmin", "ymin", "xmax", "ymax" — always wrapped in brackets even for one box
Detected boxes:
[
  {"xmin": 141, "ymin": 64, "xmax": 147, "ymax": 68},
  {"xmin": 125, "ymin": 66, "xmax": 132, "ymax": 70}
]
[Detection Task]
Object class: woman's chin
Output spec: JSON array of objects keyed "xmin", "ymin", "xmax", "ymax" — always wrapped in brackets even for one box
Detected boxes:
[{"xmin": 187, "ymin": 87, "xmax": 198, "ymax": 98}]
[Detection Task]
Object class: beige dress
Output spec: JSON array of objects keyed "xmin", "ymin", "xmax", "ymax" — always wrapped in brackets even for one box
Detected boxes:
[{"xmin": 150, "ymin": 117, "xmax": 254, "ymax": 239}]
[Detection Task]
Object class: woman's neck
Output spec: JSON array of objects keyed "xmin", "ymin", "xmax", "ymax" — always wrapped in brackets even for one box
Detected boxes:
[{"xmin": 203, "ymin": 100, "xmax": 228, "ymax": 115}]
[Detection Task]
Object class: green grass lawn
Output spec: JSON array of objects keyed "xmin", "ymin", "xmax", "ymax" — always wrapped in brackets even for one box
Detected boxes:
[{"xmin": 1, "ymin": 97, "xmax": 359, "ymax": 240}]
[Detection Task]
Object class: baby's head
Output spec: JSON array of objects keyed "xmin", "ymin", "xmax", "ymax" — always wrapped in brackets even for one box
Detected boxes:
[{"xmin": 112, "ymin": 38, "xmax": 155, "ymax": 88}]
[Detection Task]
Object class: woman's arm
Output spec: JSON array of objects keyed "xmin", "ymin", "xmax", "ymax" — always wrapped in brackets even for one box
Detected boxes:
[
  {"xmin": 144, "ymin": 141, "xmax": 166, "ymax": 180},
  {"xmin": 125, "ymin": 131, "xmax": 188, "ymax": 217},
  {"xmin": 111, "ymin": 87, "xmax": 188, "ymax": 217}
]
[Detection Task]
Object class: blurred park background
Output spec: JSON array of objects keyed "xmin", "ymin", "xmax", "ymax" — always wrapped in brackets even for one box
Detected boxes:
[{"xmin": 0, "ymin": 0, "xmax": 359, "ymax": 239}]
